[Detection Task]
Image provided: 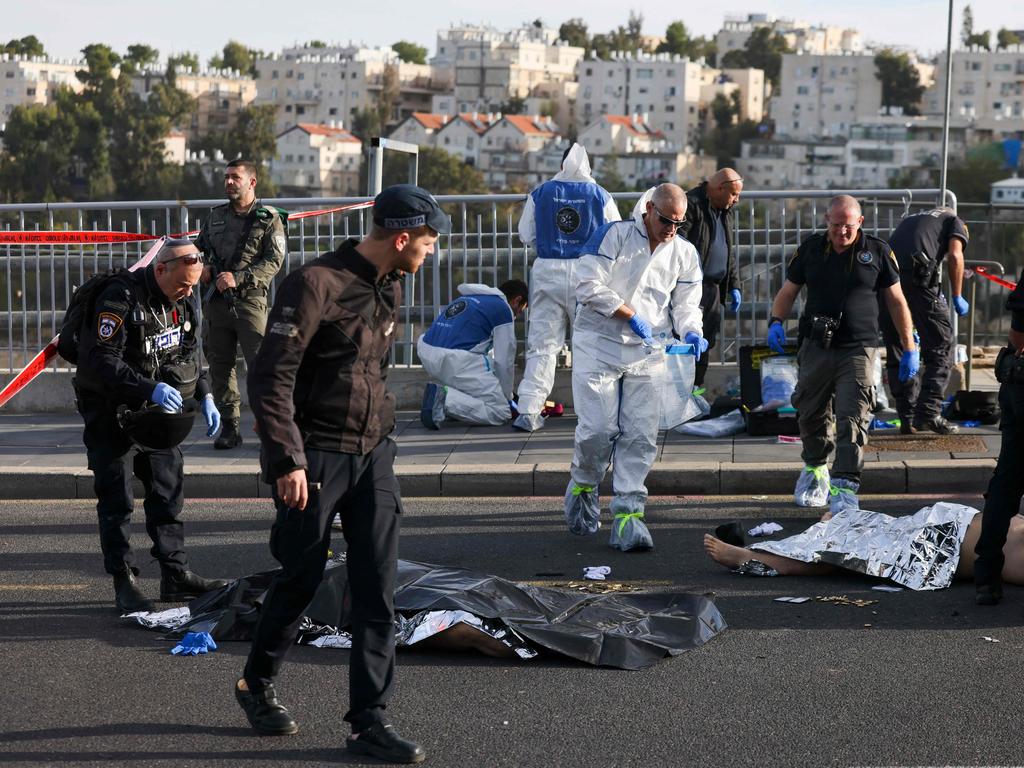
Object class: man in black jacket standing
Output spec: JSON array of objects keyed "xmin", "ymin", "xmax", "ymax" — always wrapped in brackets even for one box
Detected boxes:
[
  {"xmin": 678, "ymin": 168, "xmax": 744, "ymax": 392},
  {"xmin": 235, "ymin": 185, "xmax": 447, "ymax": 764}
]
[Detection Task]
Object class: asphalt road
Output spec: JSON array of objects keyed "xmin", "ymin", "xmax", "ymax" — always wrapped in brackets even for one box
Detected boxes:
[{"xmin": 2, "ymin": 493, "xmax": 1023, "ymax": 768}]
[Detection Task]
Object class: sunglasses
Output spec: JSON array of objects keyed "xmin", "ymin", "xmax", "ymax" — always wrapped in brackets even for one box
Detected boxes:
[
  {"xmin": 166, "ymin": 253, "xmax": 204, "ymax": 266},
  {"xmin": 652, "ymin": 205, "xmax": 685, "ymax": 228}
]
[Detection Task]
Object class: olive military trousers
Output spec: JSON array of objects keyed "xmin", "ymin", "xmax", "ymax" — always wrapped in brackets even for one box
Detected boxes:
[{"xmin": 205, "ymin": 292, "xmax": 267, "ymax": 423}]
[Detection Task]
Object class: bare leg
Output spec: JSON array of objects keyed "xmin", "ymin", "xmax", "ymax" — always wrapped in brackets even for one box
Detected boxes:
[{"xmin": 703, "ymin": 534, "xmax": 835, "ymax": 577}]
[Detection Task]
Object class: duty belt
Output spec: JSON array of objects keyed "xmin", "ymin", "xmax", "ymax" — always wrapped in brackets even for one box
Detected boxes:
[{"xmin": 995, "ymin": 346, "xmax": 1024, "ymax": 385}]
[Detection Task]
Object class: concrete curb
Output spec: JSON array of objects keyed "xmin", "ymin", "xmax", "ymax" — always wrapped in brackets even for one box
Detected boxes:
[{"xmin": 0, "ymin": 460, "xmax": 995, "ymax": 499}]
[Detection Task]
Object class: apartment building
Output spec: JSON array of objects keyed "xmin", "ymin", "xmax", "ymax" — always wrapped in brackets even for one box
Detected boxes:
[
  {"xmin": 771, "ymin": 53, "xmax": 883, "ymax": 139},
  {"xmin": 434, "ymin": 112, "xmax": 500, "ymax": 165},
  {"xmin": 479, "ymin": 114, "xmax": 562, "ymax": 189},
  {"xmin": 576, "ymin": 52, "xmax": 704, "ymax": 150},
  {"xmin": 716, "ymin": 14, "xmax": 862, "ymax": 58},
  {"xmin": 132, "ymin": 67, "xmax": 257, "ymax": 142},
  {"xmin": 271, "ymin": 122, "xmax": 362, "ymax": 196},
  {"xmin": 389, "ymin": 112, "xmax": 447, "ymax": 149},
  {"xmin": 580, "ymin": 114, "xmax": 696, "ymax": 189},
  {"xmin": 254, "ymin": 45, "xmax": 450, "ymax": 134},
  {"xmin": 0, "ymin": 54, "xmax": 84, "ymax": 119},
  {"xmin": 698, "ymin": 66, "xmax": 767, "ymax": 131},
  {"xmin": 924, "ymin": 48, "xmax": 1024, "ymax": 134},
  {"xmin": 431, "ymin": 24, "xmax": 583, "ymax": 113},
  {"xmin": 845, "ymin": 116, "xmax": 971, "ymax": 187},
  {"xmin": 736, "ymin": 137, "xmax": 847, "ymax": 189}
]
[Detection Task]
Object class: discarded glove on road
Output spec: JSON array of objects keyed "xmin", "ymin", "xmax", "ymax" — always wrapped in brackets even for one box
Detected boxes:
[{"xmin": 171, "ymin": 631, "xmax": 218, "ymax": 655}]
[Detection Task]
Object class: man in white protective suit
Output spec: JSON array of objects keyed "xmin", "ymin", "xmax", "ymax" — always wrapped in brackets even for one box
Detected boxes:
[
  {"xmin": 418, "ymin": 280, "xmax": 529, "ymax": 428},
  {"xmin": 513, "ymin": 143, "xmax": 620, "ymax": 432},
  {"xmin": 566, "ymin": 183, "xmax": 706, "ymax": 551}
]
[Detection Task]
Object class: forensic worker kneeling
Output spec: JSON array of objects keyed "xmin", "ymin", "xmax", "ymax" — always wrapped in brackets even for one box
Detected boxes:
[
  {"xmin": 73, "ymin": 238, "xmax": 227, "ymax": 613},
  {"xmin": 565, "ymin": 183, "xmax": 705, "ymax": 551},
  {"xmin": 417, "ymin": 279, "xmax": 528, "ymax": 428}
]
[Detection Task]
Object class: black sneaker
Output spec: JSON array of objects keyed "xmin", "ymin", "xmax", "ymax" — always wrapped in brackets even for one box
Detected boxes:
[
  {"xmin": 214, "ymin": 420, "xmax": 243, "ymax": 449},
  {"xmin": 235, "ymin": 682, "xmax": 299, "ymax": 736},
  {"xmin": 915, "ymin": 416, "xmax": 959, "ymax": 435},
  {"xmin": 113, "ymin": 565, "xmax": 155, "ymax": 614},
  {"xmin": 160, "ymin": 568, "xmax": 229, "ymax": 601},
  {"xmin": 347, "ymin": 722, "xmax": 426, "ymax": 764},
  {"xmin": 976, "ymin": 582, "xmax": 1003, "ymax": 606}
]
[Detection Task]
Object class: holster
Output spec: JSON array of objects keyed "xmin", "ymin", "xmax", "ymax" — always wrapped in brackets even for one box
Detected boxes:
[{"xmin": 995, "ymin": 346, "xmax": 1024, "ymax": 385}]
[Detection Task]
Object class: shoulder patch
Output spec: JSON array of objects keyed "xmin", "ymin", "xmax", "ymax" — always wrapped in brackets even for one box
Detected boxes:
[
  {"xmin": 97, "ymin": 311, "xmax": 123, "ymax": 340},
  {"xmin": 274, "ymin": 233, "xmax": 287, "ymax": 253}
]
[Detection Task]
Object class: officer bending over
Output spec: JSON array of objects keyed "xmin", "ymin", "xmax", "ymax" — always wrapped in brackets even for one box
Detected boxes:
[
  {"xmin": 74, "ymin": 239, "xmax": 227, "ymax": 613},
  {"xmin": 768, "ymin": 196, "xmax": 919, "ymax": 518}
]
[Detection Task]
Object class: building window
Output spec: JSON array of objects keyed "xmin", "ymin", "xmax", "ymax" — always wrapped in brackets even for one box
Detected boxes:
[
  {"xmin": 585, "ymin": 67, "xmax": 593, "ymax": 76},
  {"xmin": 296, "ymin": 106, "xmax": 305, "ymax": 115},
  {"xmin": 797, "ymin": 86, "xmax": 809, "ymax": 95},
  {"xmin": 285, "ymin": 105, "xmax": 293, "ymax": 112},
  {"xmin": 286, "ymin": 70, "xmax": 294, "ymax": 78},
  {"xmin": 329, "ymin": 107, "xmax": 338, "ymax": 115}
]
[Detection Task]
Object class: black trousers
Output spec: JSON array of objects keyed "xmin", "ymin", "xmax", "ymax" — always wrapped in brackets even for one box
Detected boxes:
[
  {"xmin": 694, "ymin": 280, "xmax": 722, "ymax": 388},
  {"xmin": 880, "ymin": 287, "xmax": 953, "ymax": 423},
  {"xmin": 79, "ymin": 401, "xmax": 187, "ymax": 575},
  {"xmin": 974, "ymin": 381, "xmax": 1024, "ymax": 587},
  {"xmin": 244, "ymin": 438, "xmax": 402, "ymax": 732}
]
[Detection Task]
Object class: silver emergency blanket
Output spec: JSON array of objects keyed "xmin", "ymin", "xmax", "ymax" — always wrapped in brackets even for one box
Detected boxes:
[
  {"xmin": 128, "ymin": 556, "xmax": 726, "ymax": 670},
  {"xmin": 750, "ymin": 502, "xmax": 979, "ymax": 590}
]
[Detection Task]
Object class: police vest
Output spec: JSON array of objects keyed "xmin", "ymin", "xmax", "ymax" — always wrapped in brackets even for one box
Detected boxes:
[
  {"xmin": 531, "ymin": 180, "xmax": 611, "ymax": 259},
  {"xmin": 203, "ymin": 204, "xmax": 282, "ymax": 285}
]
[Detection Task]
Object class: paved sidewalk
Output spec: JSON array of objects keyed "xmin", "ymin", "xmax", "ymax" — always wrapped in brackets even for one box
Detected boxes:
[{"xmin": 0, "ymin": 400, "xmax": 1001, "ymax": 498}]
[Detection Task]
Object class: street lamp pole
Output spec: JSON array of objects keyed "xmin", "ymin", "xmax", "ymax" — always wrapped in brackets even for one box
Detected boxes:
[{"xmin": 939, "ymin": 0, "xmax": 955, "ymax": 207}]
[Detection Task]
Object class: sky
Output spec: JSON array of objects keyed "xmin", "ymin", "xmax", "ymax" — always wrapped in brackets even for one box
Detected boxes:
[{"xmin": 4, "ymin": 0, "xmax": 1016, "ymax": 64}]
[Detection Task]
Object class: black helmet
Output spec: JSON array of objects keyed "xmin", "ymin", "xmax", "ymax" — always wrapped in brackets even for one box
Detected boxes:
[{"xmin": 116, "ymin": 402, "xmax": 196, "ymax": 450}]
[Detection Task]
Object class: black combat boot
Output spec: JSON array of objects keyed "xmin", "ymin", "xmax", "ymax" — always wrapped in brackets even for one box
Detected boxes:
[
  {"xmin": 235, "ymin": 681, "xmax": 299, "ymax": 736},
  {"xmin": 214, "ymin": 419, "xmax": 242, "ymax": 449},
  {"xmin": 113, "ymin": 565, "xmax": 155, "ymax": 614},
  {"xmin": 915, "ymin": 415, "xmax": 959, "ymax": 435},
  {"xmin": 160, "ymin": 565, "xmax": 230, "ymax": 601}
]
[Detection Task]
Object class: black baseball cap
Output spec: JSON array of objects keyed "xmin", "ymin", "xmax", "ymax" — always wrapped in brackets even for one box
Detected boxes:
[{"xmin": 372, "ymin": 184, "xmax": 450, "ymax": 234}]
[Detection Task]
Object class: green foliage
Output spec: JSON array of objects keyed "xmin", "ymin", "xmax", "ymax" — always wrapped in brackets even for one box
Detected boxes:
[
  {"xmin": 307, "ymin": 40, "xmax": 327, "ymax": 48},
  {"xmin": 997, "ymin": 28, "xmax": 1021, "ymax": 49},
  {"xmin": 167, "ymin": 52, "xmax": 200, "ymax": 72},
  {"xmin": 122, "ymin": 44, "xmax": 159, "ymax": 75},
  {"xmin": 947, "ymin": 143, "xmax": 1012, "ymax": 203},
  {"xmin": 415, "ymin": 147, "xmax": 487, "ymax": 195},
  {"xmin": 0, "ymin": 102, "xmax": 77, "ymax": 201},
  {"xmin": 209, "ymin": 40, "xmax": 261, "ymax": 76},
  {"xmin": 3, "ymin": 35, "xmax": 45, "ymax": 57},
  {"xmin": 710, "ymin": 93, "xmax": 736, "ymax": 132},
  {"xmin": 223, "ymin": 104, "xmax": 278, "ymax": 164},
  {"xmin": 558, "ymin": 18, "xmax": 589, "ymax": 50},
  {"xmin": 656, "ymin": 21, "xmax": 716, "ymax": 62},
  {"xmin": 595, "ymin": 153, "xmax": 627, "ymax": 192},
  {"xmin": 700, "ymin": 120, "xmax": 762, "ymax": 168},
  {"xmin": 720, "ymin": 27, "xmax": 792, "ymax": 88},
  {"xmin": 961, "ymin": 5, "xmax": 975, "ymax": 45},
  {"xmin": 563, "ymin": 12, "xmax": 648, "ymax": 60},
  {"xmin": 499, "ymin": 96, "xmax": 527, "ymax": 115},
  {"xmin": 392, "ymin": 40, "xmax": 427, "ymax": 65},
  {"xmin": 874, "ymin": 49, "xmax": 924, "ymax": 116}
]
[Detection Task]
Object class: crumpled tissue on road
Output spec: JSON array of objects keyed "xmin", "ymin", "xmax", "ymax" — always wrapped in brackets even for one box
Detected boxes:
[
  {"xmin": 128, "ymin": 557, "xmax": 726, "ymax": 670},
  {"xmin": 749, "ymin": 502, "xmax": 979, "ymax": 590}
]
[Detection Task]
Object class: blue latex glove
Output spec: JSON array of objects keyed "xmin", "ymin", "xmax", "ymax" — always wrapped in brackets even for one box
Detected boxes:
[
  {"xmin": 202, "ymin": 396, "xmax": 221, "ymax": 438},
  {"xmin": 171, "ymin": 631, "xmax": 218, "ymax": 656},
  {"xmin": 952, "ymin": 295, "xmax": 969, "ymax": 316},
  {"xmin": 628, "ymin": 315, "xmax": 654, "ymax": 343},
  {"xmin": 684, "ymin": 331, "xmax": 709, "ymax": 361},
  {"xmin": 767, "ymin": 322, "xmax": 787, "ymax": 354},
  {"xmin": 899, "ymin": 349, "xmax": 921, "ymax": 382},
  {"xmin": 151, "ymin": 382, "xmax": 183, "ymax": 412},
  {"xmin": 729, "ymin": 289, "xmax": 742, "ymax": 313}
]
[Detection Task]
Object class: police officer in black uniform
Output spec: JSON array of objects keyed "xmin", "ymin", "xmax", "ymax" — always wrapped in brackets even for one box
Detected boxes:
[
  {"xmin": 75, "ymin": 238, "xmax": 228, "ymax": 613},
  {"xmin": 768, "ymin": 196, "xmax": 919, "ymax": 516},
  {"xmin": 880, "ymin": 207, "xmax": 970, "ymax": 434},
  {"xmin": 973, "ymin": 273, "xmax": 1024, "ymax": 605},
  {"xmin": 233, "ymin": 186, "xmax": 446, "ymax": 764}
]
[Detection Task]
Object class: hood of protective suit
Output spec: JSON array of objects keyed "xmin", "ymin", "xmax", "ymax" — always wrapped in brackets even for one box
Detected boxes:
[
  {"xmin": 457, "ymin": 283, "xmax": 508, "ymax": 302},
  {"xmin": 551, "ymin": 143, "xmax": 596, "ymax": 183},
  {"xmin": 632, "ymin": 185, "xmax": 657, "ymax": 222}
]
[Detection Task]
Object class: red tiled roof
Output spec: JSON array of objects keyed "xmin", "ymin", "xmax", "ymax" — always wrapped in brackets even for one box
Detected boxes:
[
  {"xmin": 504, "ymin": 114, "xmax": 558, "ymax": 136},
  {"xmin": 287, "ymin": 123, "xmax": 360, "ymax": 142},
  {"xmin": 603, "ymin": 115, "xmax": 665, "ymax": 139},
  {"xmin": 411, "ymin": 112, "xmax": 447, "ymax": 131}
]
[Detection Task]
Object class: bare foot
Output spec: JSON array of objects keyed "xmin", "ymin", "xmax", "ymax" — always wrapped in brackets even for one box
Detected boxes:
[
  {"xmin": 703, "ymin": 534, "xmax": 754, "ymax": 569},
  {"xmin": 820, "ymin": 511, "xmax": 833, "ymax": 522}
]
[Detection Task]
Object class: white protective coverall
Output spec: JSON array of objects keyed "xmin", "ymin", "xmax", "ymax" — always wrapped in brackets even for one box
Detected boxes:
[
  {"xmin": 568, "ymin": 206, "xmax": 703, "ymax": 535},
  {"xmin": 417, "ymin": 283, "xmax": 516, "ymax": 426},
  {"xmin": 516, "ymin": 144, "xmax": 620, "ymax": 427}
]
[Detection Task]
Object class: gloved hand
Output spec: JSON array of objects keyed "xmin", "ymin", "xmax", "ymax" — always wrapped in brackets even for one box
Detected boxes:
[
  {"xmin": 899, "ymin": 349, "xmax": 921, "ymax": 382},
  {"xmin": 151, "ymin": 382, "xmax": 183, "ymax": 413},
  {"xmin": 628, "ymin": 315, "xmax": 654, "ymax": 343},
  {"xmin": 767, "ymin": 321, "xmax": 787, "ymax": 354},
  {"xmin": 952, "ymin": 295, "xmax": 969, "ymax": 316},
  {"xmin": 684, "ymin": 331, "xmax": 709, "ymax": 361},
  {"xmin": 729, "ymin": 289, "xmax": 742, "ymax": 313},
  {"xmin": 202, "ymin": 395, "xmax": 221, "ymax": 438}
]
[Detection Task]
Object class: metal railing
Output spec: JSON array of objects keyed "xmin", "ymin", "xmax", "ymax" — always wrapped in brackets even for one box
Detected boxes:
[{"xmin": 1, "ymin": 188, "xmax": 1020, "ymax": 375}]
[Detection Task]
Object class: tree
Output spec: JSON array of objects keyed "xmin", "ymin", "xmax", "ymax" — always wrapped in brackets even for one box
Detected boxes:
[
  {"xmin": 968, "ymin": 30, "xmax": 991, "ymax": 51},
  {"xmin": 874, "ymin": 49, "xmax": 925, "ymax": 116},
  {"xmin": 121, "ymin": 44, "xmax": 159, "ymax": 75},
  {"xmin": 720, "ymin": 27, "xmax": 792, "ymax": 89},
  {"xmin": 961, "ymin": 5, "xmax": 975, "ymax": 46},
  {"xmin": 167, "ymin": 52, "xmax": 199, "ymax": 72},
  {"xmin": 499, "ymin": 95, "xmax": 527, "ymax": 115},
  {"xmin": 656, "ymin": 21, "xmax": 715, "ymax": 61},
  {"xmin": 3, "ymin": 35, "xmax": 45, "ymax": 57},
  {"xmin": 222, "ymin": 104, "xmax": 277, "ymax": 164},
  {"xmin": 392, "ymin": 40, "xmax": 427, "ymax": 65},
  {"xmin": 415, "ymin": 147, "xmax": 487, "ymax": 195},
  {"xmin": 209, "ymin": 40, "xmax": 261, "ymax": 76},
  {"xmin": 558, "ymin": 18, "xmax": 589, "ymax": 50},
  {"xmin": 307, "ymin": 40, "xmax": 327, "ymax": 48},
  {"xmin": 0, "ymin": 102, "xmax": 78, "ymax": 202},
  {"xmin": 595, "ymin": 153, "xmax": 626, "ymax": 192},
  {"xmin": 997, "ymin": 28, "xmax": 1021, "ymax": 49},
  {"xmin": 710, "ymin": 93, "xmax": 736, "ymax": 132}
]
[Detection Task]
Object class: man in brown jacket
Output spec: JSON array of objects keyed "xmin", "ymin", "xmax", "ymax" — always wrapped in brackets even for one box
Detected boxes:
[{"xmin": 234, "ymin": 184, "xmax": 447, "ymax": 764}]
